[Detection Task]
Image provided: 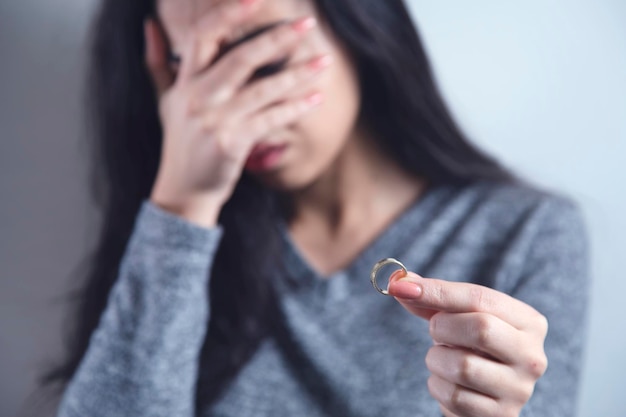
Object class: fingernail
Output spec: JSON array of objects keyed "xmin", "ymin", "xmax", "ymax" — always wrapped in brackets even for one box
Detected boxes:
[
  {"xmin": 387, "ymin": 268, "xmax": 407, "ymax": 284},
  {"xmin": 388, "ymin": 280, "xmax": 423, "ymax": 299},
  {"xmin": 397, "ymin": 272, "xmax": 423, "ymax": 284},
  {"xmin": 308, "ymin": 54, "xmax": 333, "ymax": 71},
  {"xmin": 292, "ymin": 16, "xmax": 317, "ymax": 33},
  {"xmin": 305, "ymin": 92, "xmax": 323, "ymax": 106}
]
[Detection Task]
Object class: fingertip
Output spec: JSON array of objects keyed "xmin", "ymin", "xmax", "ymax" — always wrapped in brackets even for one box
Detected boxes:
[
  {"xmin": 386, "ymin": 268, "xmax": 425, "ymax": 299},
  {"xmin": 406, "ymin": 270, "xmax": 425, "ymax": 280},
  {"xmin": 386, "ymin": 268, "xmax": 407, "ymax": 288},
  {"xmin": 387, "ymin": 279, "xmax": 423, "ymax": 300},
  {"xmin": 396, "ymin": 270, "xmax": 424, "ymax": 285}
]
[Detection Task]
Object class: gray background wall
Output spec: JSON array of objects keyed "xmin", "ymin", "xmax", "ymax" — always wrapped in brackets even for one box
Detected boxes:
[{"xmin": 1, "ymin": 1, "xmax": 624, "ymax": 416}]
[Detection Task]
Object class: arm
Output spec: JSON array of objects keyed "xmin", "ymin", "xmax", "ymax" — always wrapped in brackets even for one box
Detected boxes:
[
  {"xmin": 510, "ymin": 197, "xmax": 590, "ymax": 416},
  {"xmin": 56, "ymin": 200, "xmax": 224, "ymax": 417}
]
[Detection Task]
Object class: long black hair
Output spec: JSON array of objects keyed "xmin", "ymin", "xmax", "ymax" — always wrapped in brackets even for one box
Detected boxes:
[{"xmin": 38, "ymin": 0, "xmax": 517, "ymax": 412}]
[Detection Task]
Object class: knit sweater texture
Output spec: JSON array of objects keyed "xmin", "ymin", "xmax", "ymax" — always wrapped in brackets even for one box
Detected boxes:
[{"xmin": 56, "ymin": 181, "xmax": 590, "ymax": 416}]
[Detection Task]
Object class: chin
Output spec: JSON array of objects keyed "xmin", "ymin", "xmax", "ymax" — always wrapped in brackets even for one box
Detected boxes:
[{"xmin": 252, "ymin": 164, "xmax": 322, "ymax": 193}]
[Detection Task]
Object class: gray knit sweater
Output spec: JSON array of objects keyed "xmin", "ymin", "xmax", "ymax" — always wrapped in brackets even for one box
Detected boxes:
[{"xmin": 56, "ymin": 181, "xmax": 590, "ymax": 417}]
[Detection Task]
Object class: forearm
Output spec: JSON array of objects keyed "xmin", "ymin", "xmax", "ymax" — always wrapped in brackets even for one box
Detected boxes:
[{"xmin": 57, "ymin": 201, "xmax": 224, "ymax": 417}]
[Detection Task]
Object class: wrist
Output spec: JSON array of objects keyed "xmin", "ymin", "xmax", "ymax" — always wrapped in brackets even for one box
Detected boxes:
[{"xmin": 149, "ymin": 194, "xmax": 224, "ymax": 229}]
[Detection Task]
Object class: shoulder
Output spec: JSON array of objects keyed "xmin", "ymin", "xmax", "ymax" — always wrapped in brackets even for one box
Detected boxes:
[
  {"xmin": 459, "ymin": 180, "xmax": 590, "ymax": 275},
  {"xmin": 442, "ymin": 180, "xmax": 590, "ymax": 292},
  {"xmin": 429, "ymin": 179, "xmax": 589, "ymax": 265},
  {"xmin": 457, "ymin": 179, "xmax": 587, "ymax": 236}
]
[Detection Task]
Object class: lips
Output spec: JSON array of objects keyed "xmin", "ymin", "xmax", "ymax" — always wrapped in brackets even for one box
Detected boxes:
[
  {"xmin": 244, "ymin": 142, "xmax": 289, "ymax": 172},
  {"xmin": 248, "ymin": 142, "xmax": 287, "ymax": 159}
]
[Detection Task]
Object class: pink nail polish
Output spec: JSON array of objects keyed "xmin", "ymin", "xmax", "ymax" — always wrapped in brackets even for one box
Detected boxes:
[
  {"xmin": 308, "ymin": 54, "xmax": 333, "ymax": 71},
  {"xmin": 388, "ymin": 280, "xmax": 423, "ymax": 299},
  {"xmin": 388, "ymin": 269, "xmax": 407, "ymax": 284},
  {"xmin": 292, "ymin": 17, "xmax": 317, "ymax": 33}
]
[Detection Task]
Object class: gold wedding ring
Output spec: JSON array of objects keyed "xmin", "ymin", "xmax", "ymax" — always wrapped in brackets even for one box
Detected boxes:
[{"xmin": 370, "ymin": 258, "xmax": 407, "ymax": 296}]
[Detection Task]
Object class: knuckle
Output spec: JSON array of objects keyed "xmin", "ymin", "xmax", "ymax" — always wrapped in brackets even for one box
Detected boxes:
[
  {"xmin": 526, "ymin": 353, "xmax": 548, "ymax": 378},
  {"xmin": 468, "ymin": 286, "xmax": 489, "ymax": 312},
  {"xmin": 518, "ymin": 381, "xmax": 536, "ymax": 401},
  {"xmin": 199, "ymin": 118, "xmax": 217, "ymax": 136},
  {"xmin": 196, "ymin": 105, "xmax": 219, "ymax": 127},
  {"xmin": 429, "ymin": 313, "xmax": 441, "ymax": 339},
  {"xmin": 457, "ymin": 356, "xmax": 477, "ymax": 386},
  {"xmin": 432, "ymin": 283, "xmax": 449, "ymax": 308},
  {"xmin": 473, "ymin": 314, "xmax": 495, "ymax": 350},
  {"xmin": 424, "ymin": 347, "xmax": 437, "ymax": 371},
  {"xmin": 183, "ymin": 95, "xmax": 199, "ymax": 117},
  {"xmin": 209, "ymin": 85, "xmax": 231, "ymax": 106},
  {"xmin": 448, "ymin": 385, "xmax": 469, "ymax": 413},
  {"xmin": 213, "ymin": 130, "xmax": 232, "ymax": 154},
  {"xmin": 426, "ymin": 375, "xmax": 439, "ymax": 399},
  {"xmin": 196, "ymin": 103, "xmax": 222, "ymax": 125}
]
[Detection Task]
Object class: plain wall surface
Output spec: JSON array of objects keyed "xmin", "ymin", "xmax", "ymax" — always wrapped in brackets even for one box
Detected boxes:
[
  {"xmin": 1, "ymin": 1, "xmax": 624, "ymax": 416},
  {"xmin": 406, "ymin": 2, "xmax": 626, "ymax": 415},
  {"xmin": 1, "ymin": 1, "xmax": 96, "ymax": 416}
]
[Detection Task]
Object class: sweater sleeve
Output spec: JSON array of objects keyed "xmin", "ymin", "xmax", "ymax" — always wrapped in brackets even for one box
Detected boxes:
[
  {"xmin": 511, "ymin": 196, "xmax": 591, "ymax": 417},
  {"xmin": 56, "ymin": 200, "xmax": 224, "ymax": 417}
]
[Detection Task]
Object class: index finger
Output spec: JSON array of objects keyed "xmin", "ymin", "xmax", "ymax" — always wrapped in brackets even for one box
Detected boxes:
[
  {"xmin": 178, "ymin": 0, "xmax": 266, "ymax": 81},
  {"xmin": 387, "ymin": 271, "xmax": 541, "ymax": 330}
]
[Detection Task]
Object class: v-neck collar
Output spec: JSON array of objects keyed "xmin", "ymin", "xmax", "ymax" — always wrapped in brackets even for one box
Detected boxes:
[{"xmin": 273, "ymin": 183, "xmax": 454, "ymax": 301}]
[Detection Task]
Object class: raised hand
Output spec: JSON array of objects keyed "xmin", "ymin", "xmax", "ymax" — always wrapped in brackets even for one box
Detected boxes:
[
  {"xmin": 143, "ymin": 0, "xmax": 331, "ymax": 227},
  {"xmin": 387, "ymin": 271, "xmax": 548, "ymax": 417}
]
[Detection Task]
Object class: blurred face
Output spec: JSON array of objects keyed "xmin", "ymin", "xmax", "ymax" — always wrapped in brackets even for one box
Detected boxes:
[{"xmin": 158, "ymin": 0, "xmax": 361, "ymax": 191}]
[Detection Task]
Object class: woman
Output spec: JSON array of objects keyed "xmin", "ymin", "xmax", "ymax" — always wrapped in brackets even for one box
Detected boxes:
[{"xmin": 44, "ymin": 0, "xmax": 589, "ymax": 416}]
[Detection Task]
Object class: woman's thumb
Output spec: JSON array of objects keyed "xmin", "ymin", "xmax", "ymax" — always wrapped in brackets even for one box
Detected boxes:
[{"xmin": 144, "ymin": 17, "xmax": 174, "ymax": 96}]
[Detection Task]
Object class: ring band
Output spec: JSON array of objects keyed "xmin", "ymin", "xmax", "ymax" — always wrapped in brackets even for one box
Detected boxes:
[{"xmin": 370, "ymin": 258, "xmax": 407, "ymax": 296}]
